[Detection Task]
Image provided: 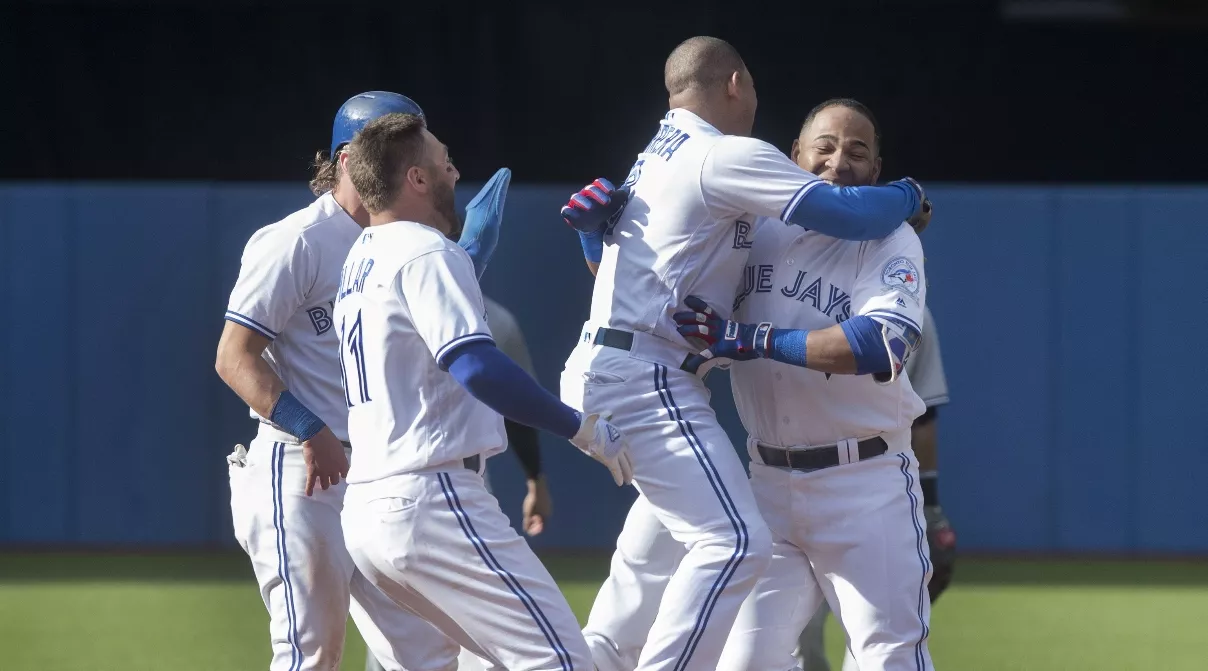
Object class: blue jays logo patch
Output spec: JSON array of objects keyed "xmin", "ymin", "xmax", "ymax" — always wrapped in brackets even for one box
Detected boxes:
[{"xmin": 881, "ymin": 257, "xmax": 921, "ymax": 296}]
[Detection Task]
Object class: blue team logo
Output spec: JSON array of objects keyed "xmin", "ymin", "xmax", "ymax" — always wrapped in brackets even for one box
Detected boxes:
[
  {"xmin": 881, "ymin": 257, "xmax": 921, "ymax": 296},
  {"xmin": 607, "ymin": 424, "xmax": 621, "ymax": 442}
]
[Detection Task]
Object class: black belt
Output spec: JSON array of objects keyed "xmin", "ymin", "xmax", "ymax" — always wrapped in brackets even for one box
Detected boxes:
[
  {"xmin": 462, "ymin": 454, "xmax": 481, "ymax": 473},
  {"xmin": 757, "ymin": 437, "xmax": 888, "ymax": 472},
  {"xmin": 591, "ymin": 327, "xmax": 698, "ymax": 373}
]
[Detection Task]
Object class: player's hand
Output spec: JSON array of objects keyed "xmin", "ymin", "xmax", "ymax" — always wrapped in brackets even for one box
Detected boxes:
[
  {"xmin": 894, "ymin": 177, "xmax": 932, "ymax": 234},
  {"xmin": 569, "ymin": 412, "xmax": 634, "ymax": 487},
  {"xmin": 302, "ymin": 427, "xmax": 350, "ymax": 496},
  {"xmin": 924, "ymin": 504, "xmax": 957, "ymax": 602},
  {"xmin": 674, "ymin": 296, "xmax": 773, "ymax": 373},
  {"xmin": 459, "ymin": 167, "xmax": 512, "ymax": 279},
  {"xmin": 561, "ymin": 178, "xmax": 629, "ymax": 234},
  {"xmin": 908, "ymin": 198, "xmax": 933, "ymax": 235},
  {"xmin": 522, "ymin": 475, "xmax": 553, "ymax": 536}
]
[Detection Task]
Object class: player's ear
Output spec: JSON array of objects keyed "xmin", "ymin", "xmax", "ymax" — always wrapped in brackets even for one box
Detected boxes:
[
  {"xmin": 790, "ymin": 138, "xmax": 801, "ymax": 164},
  {"xmin": 726, "ymin": 71, "xmax": 741, "ymax": 98},
  {"xmin": 405, "ymin": 165, "xmax": 428, "ymax": 193},
  {"xmin": 872, "ymin": 156, "xmax": 882, "ymax": 184}
]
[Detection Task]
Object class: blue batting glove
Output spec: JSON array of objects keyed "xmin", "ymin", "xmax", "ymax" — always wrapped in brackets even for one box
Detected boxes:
[
  {"xmin": 459, "ymin": 167, "xmax": 512, "ymax": 280},
  {"xmin": 673, "ymin": 296, "xmax": 774, "ymax": 372},
  {"xmin": 561, "ymin": 178, "xmax": 629, "ymax": 234}
]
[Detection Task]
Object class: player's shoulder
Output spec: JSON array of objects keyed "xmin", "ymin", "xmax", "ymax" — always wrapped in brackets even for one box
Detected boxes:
[
  {"xmin": 245, "ymin": 194, "xmax": 356, "ymax": 252},
  {"xmin": 709, "ymin": 134, "xmax": 780, "ymax": 161},
  {"xmin": 871, "ymin": 222, "xmax": 923, "ymax": 255},
  {"xmin": 372, "ymin": 220, "xmax": 466, "ymax": 265}
]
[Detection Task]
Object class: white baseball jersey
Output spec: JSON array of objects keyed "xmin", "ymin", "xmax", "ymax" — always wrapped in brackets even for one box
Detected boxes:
[
  {"xmin": 334, "ymin": 221, "xmax": 507, "ymax": 484},
  {"xmin": 225, "ymin": 192, "xmax": 360, "ymax": 440},
  {"xmin": 731, "ymin": 221, "xmax": 928, "ymax": 446},
  {"xmin": 905, "ymin": 305, "xmax": 949, "ymax": 408},
  {"xmin": 590, "ymin": 108, "xmax": 825, "ymax": 345}
]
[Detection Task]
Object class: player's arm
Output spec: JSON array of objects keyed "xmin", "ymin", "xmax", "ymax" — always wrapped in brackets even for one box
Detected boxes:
[
  {"xmin": 399, "ymin": 249, "xmax": 633, "ymax": 485},
  {"xmin": 216, "ymin": 226, "xmax": 347, "ymax": 494},
  {"xmin": 703, "ymin": 137, "xmax": 925, "ymax": 241},
  {"xmin": 215, "ymin": 322, "xmax": 286, "ymax": 419},
  {"xmin": 677, "ymin": 226, "xmax": 926, "ymax": 378}
]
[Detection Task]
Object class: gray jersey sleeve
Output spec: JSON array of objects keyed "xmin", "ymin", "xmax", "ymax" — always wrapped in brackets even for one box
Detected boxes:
[
  {"xmin": 483, "ymin": 296, "xmax": 536, "ymax": 378},
  {"xmin": 906, "ymin": 305, "xmax": 950, "ymax": 407}
]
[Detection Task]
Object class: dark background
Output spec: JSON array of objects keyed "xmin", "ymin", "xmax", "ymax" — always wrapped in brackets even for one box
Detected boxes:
[{"xmin": 3, "ymin": 0, "xmax": 1206, "ymax": 183}]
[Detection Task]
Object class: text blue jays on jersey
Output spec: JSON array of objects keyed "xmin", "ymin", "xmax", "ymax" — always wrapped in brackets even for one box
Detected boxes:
[{"xmin": 734, "ymin": 263, "xmax": 853, "ymax": 323}]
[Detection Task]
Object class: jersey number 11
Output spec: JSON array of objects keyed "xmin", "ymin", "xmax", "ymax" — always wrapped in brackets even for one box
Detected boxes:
[{"xmin": 339, "ymin": 310, "xmax": 371, "ymax": 408}]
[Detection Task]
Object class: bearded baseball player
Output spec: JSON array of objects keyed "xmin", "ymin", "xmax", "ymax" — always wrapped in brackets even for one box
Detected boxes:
[
  {"xmin": 334, "ymin": 112, "xmax": 632, "ymax": 671},
  {"xmin": 558, "ymin": 36, "xmax": 930, "ymax": 671},
  {"xmin": 217, "ymin": 91, "xmax": 511, "ymax": 671}
]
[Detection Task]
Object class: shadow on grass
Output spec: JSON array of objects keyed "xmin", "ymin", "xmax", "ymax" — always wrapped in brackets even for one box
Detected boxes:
[{"xmin": 0, "ymin": 550, "xmax": 1205, "ymax": 587}]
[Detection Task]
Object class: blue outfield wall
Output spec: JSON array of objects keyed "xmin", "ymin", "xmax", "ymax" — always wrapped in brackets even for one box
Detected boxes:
[{"xmin": 0, "ymin": 183, "xmax": 1205, "ymax": 553}]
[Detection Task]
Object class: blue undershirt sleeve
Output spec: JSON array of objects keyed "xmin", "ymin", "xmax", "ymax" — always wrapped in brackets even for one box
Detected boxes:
[
  {"xmin": 785, "ymin": 182, "xmax": 918, "ymax": 241},
  {"xmin": 445, "ymin": 341, "xmax": 581, "ymax": 439},
  {"xmin": 840, "ymin": 315, "xmax": 892, "ymax": 374}
]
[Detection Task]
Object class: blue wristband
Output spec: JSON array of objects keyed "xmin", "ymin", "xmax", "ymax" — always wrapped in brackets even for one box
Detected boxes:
[
  {"xmin": 768, "ymin": 328, "xmax": 808, "ymax": 367},
  {"xmin": 579, "ymin": 229, "xmax": 604, "ymax": 263},
  {"xmin": 270, "ymin": 390, "xmax": 327, "ymax": 442}
]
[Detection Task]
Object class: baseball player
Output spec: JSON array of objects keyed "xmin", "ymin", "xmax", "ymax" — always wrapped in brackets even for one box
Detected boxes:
[
  {"xmin": 364, "ymin": 294, "xmax": 553, "ymax": 671},
  {"xmin": 333, "ymin": 112, "xmax": 633, "ymax": 671},
  {"xmin": 795, "ymin": 310, "xmax": 954, "ymax": 669},
  {"xmin": 680, "ymin": 97, "xmax": 935, "ymax": 670},
  {"xmin": 558, "ymin": 36, "xmax": 929, "ymax": 671},
  {"xmin": 217, "ymin": 91, "xmax": 510, "ymax": 671}
]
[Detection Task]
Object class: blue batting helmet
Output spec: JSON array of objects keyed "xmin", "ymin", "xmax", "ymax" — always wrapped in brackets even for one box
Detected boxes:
[{"xmin": 330, "ymin": 91, "xmax": 425, "ymax": 157}]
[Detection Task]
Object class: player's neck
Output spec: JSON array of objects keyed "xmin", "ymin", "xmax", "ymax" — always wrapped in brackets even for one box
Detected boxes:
[
  {"xmin": 669, "ymin": 94, "xmax": 737, "ymax": 135},
  {"xmin": 332, "ymin": 182, "xmax": 371, "ymax": 228},
  {"xmin": 370, "ymin": 204, "xmax": 451, "ymax": 237}
]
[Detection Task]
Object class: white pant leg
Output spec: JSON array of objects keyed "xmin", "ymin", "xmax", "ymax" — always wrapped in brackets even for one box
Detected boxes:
[
  {"xmin": 365, "ymin": 466, "xmax": 500, "ymax": 671},
  {"xmin": 343, "ymin": 466, "xmax": 592, "ymax": 671},
  {"xmin": 583, "ymin": 495, "xmax": 687, "ymax": 671},
  {"xmin": 801, "ymin": 451, "xmax": 935, "ymax": 671},
  {"xmin": 229, "ymin": 437, "xmax": 460, "ymax": 671},
  {"xmin": 229, "ymin": 438, "xmax": 359, "ymax": 671},
  {"xmin": 796, "ymin": 601, "xmax": 832, "ymax": 671},
  {"xmin": 717, "ymin": 462, "xmax": 822, "ymax": 671},
  {"xmin": 563, "ymin": 349, "xmax": 772, "ymax": 671}
]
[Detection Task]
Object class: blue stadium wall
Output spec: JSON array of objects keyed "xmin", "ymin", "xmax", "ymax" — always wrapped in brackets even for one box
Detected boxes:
[{"xmin": 0, "ymin": 184, "xmax": 1204, "ymax": 554}]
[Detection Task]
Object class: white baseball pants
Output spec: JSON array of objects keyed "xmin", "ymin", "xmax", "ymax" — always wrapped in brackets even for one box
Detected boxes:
[
  {"xmin": 342, "ymin": 462, "xmax": 592, "ymax": 671},
  {"xmin": 717, "ymin": 440, "xmax": 935, "ymax": 671},
  {"xmin": 561, "ymin": 337, "xmax": 772, "ymax": 671},
  {"xmin": 228, "ymin": 434, "xmax": 460, "ymax": 671}
]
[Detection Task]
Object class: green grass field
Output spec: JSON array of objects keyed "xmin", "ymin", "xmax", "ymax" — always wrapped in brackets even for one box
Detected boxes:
[{"xmin": 2, "ymin": 553, "xmax": 1206, "ymax": 670}]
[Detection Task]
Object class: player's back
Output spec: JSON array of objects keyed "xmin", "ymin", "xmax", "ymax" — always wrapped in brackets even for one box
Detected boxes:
[
  {"xmin": 593, "ymin": 109, "xmax": 824, "ymax": 348},
  {"xmin": 226, "ymin": 193, "xmax": 361, "ymax": 439},
  {"xmin": 592, "ymin": 110, "xmax": 752, "ymax": 344},
  {"xmin": 334, "ymin": 222, "xmax": 506, "ymax": 484}
]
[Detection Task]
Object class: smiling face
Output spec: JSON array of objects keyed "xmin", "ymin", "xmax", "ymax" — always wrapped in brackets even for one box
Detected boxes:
[{"xmin": 791, "ymin": 103, "xmax": 882, "ymax": 187}]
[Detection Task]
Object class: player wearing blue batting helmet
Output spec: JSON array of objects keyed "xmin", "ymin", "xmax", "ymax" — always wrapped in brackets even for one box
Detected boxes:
[{"xmin": 330, "ymin": 91, "xmax": 426, "ymax": 157}]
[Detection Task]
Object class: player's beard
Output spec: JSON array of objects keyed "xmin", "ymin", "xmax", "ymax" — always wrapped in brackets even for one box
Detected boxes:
[{"xmin": 433, "ymin": 180, "xmax": 461, "ymax": 240}]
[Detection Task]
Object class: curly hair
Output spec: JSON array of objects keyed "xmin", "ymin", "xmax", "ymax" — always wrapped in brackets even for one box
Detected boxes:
[{"xmin": 308, "ymin": 150, "xmax": 340, "ymax": 196}]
